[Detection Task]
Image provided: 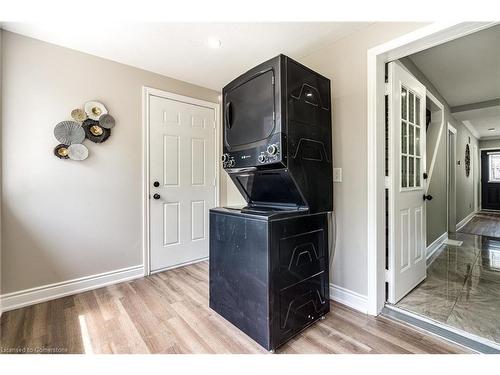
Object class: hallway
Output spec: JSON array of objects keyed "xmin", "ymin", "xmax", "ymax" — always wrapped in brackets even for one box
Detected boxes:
[
  {"xmin": 458, "ymin": 211, "xmax": 500, "ymax": 238},
  {"xmin": 396, "ymin": 232, "xmax": 500, "ymax": 345}
]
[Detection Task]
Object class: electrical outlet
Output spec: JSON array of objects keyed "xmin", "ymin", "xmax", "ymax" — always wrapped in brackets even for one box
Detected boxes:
[{"xmin": 333, "ymin": 168, "xmax": 342, "ymax": 182}]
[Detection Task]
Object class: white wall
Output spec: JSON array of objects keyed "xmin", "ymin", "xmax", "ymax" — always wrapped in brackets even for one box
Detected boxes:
[
  {"xmin": 1, "ymin": 32, "xmax": 219, "ymax": 295},
  {"xmin": 291, "ymin": 23, "xmax": 428, "ymax": 298}
]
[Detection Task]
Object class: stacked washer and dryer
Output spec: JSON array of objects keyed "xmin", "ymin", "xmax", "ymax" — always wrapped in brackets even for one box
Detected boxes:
[{"xmin": 209, "ymin": 55, "xmax": 333, "ymax": 352}]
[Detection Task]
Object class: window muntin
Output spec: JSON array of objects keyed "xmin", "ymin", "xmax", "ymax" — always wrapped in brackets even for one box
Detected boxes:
[
  {"xmin": 489, "ymin": 154, "xmax": 500, "ymax": 182},
  {"xmin": 400, "ymin": 85, "xmax": 422, "ymax": 190}
]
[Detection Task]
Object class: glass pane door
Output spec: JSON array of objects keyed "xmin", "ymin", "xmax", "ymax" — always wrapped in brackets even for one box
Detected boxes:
[{"xmin": 400, "ymin": 85, "xmax": 423, "ymax": 189}]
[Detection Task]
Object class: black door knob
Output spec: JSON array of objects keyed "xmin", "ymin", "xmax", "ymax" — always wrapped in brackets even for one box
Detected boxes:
[
  {"xmin": 153, "ymin": 194, "xmax": 161, "ymax": 200},
  {"xmin": 423, "ymin": 194, "xmax": 433, "ymax": 201},
  {"xmin": 153, "ymin": 181, "xmax": 160, "ymax": 187}
]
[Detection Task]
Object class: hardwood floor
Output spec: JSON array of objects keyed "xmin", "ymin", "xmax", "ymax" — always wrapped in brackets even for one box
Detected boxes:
[
  {"xmin": 459, "ymin": 211, "xmax": 500, "ymax": 238},
  {"xmin": 0, "ymin": 261, "xmax": 470, "ymax": 354}
]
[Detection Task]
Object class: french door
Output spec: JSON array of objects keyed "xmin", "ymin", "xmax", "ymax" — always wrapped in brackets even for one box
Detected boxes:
[{"xmin": 387, "ymin": 62, "xmax": 427, "ymax": 303}]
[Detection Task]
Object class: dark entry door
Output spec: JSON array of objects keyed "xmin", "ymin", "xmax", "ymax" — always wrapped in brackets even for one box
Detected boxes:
[{"xmin": 481, "ymin": 149, "xmax": 500, "ymax": 210}]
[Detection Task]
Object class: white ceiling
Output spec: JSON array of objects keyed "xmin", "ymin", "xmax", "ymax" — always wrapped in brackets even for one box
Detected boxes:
[
  {"xmin": 453, "ymin": 105, "xmax": 500, "ymax": 139},
  {"xmin": 409, "ymin": 24, "xmax": 500, "ymax": 108},
  {"xmin": 409, "ymin": 24, "xmax": 500, "ymax": 139},
  {"xmin": 2, "ymin": 22, "xmax": 372, "ymax": 90}
]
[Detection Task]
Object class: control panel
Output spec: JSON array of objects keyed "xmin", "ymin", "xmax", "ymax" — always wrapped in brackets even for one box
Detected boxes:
[
  {"xmin": 258, "ymin": 143, "xmax": 280, "ymax": 164},
  {"xmin": 221, "ymin": 153, "xmax": 236, "ymax": 169},
  {"xmin": 222, "ymin": 133, "xmax": 283, "ymax": 170}
]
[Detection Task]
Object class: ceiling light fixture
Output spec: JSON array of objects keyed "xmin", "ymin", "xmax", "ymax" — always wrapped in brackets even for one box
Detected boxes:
[
  {"xmin": 207, "ymin": 37, "xmax": 222, "ymax": 49},
  {"xmin": 489, "ymin": 128, "xmax": 496, "ymax": 131}
]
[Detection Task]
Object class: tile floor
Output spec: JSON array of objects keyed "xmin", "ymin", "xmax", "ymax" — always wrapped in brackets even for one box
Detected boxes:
[{"xmin": 396, "ymin": 232, "xmax": 500, "ymax": 344}]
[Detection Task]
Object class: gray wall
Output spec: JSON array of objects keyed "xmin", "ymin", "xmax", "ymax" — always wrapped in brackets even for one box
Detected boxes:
[
  {"xmin": 479, "ymin": 139, "xmax": 500, "ymax": 149},
  {"xmin": 278, "ymin": 23, "xmax": 427, "ymax": 297},
  {"xmin": 2, "ymin": 24, "xmax": 431, "ymax": 303},
  {"xmin": 1, "ymin": 32, "xmax": 219, "ymax": 294},
  {"xmin": 401, "ymin": 57, "xmax": 479, "ymax": 233},
  {"xmin": 425, "ymin": 106, "xmax": 447, "ymax": 246}
]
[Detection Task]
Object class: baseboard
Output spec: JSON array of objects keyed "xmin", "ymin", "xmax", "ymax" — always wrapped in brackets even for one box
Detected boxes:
[
  {"xmin": 329, "ymin": 283, "xmax": 368, "ymax": 314},
  {"xmin": 0, "ymin": 265, "xmax": 144, "ymax": 313},
  {"xmin": 426, "ymin": 232, "xmax": 448, "ymax": 260},
  {"xmin": 150, "ymin": 256, "xmax": 208, "ymax": 274},
  {"xmin": 456, "ymin": 210, "xmax": 477, "ymax": 231}
]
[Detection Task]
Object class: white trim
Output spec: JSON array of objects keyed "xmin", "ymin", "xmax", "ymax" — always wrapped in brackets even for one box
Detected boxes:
[
  {"xmin": 478, "ymin": 147, "xmax": 500, "ymax": 210},
  {"xmin": 329, "ymin": 283, "xmax": 368, "ymax": 314},
  {"xmin": 0, "ymin": 265, "xmax": 144, "ymax": 312},
  {"xmin": 142, "ymin": 87, "xmax": 220, "ymax": 276},
  {"xmin": 447, "ymin": 122, "xmax": 457, "ymax": 233},
  {"xmin": 456, "ymin": 210, "xmax": 477, "ymax": 231},
  {"xmin": 426, "ymin": 232, "xmax": 448, "ymax": 260},
  {"xmin": 150, "ymin": 256, "xmax": 208, "ymax": 274},
  {"xmin": 473, "ymin": 144, "xmax": 479, "ymax": 212},
  {"xmin": 367, "ymin": 22, "xmax": 498, "ymax": 316},
  {"xmin": 384, "ymin": 304, "xmax": 500, "ymax": 352}
]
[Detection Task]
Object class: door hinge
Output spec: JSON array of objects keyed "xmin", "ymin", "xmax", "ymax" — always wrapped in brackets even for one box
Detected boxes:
[
  {"xmin": 385, "ymin": 269, "xmax": 391, "ymax": 283},
  {"xmin": 384, "ymin": 82, "xmax": 390, "ymax": 96},
  {"xmin": 272, "ymin": 76, "xmax": 275, "ymax": 85},
  {"xmin": 213, "ymin": 178, "xmax": 217, "ymax": 186},
  {"xmin": 273, "ymin": 111, "xmax": 276, "ymax": 121},
  {"xmin": 384, "ymin": 176, "xmax": 391, "ymax": 189}
]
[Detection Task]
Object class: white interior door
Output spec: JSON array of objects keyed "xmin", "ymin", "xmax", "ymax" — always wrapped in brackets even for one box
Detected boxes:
[
  {"xmin": 388, "ymin": 62, "xmax": 427, "ymax": 304},
  {"xmin": 149, "ymin": 94, "xmax": 216, "ymax": 272}
]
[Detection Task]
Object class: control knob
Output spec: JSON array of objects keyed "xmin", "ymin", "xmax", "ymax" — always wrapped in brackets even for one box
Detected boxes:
[
  {"xmin": 229, "ymin": 159, "xmax": 235, "ymax": 167},
  {"xmin": 221, "ymin": 153, "xmax": 229, "ymax": 163},
  {"xmin": 258, "ymin": 154, "xmax": 266, "ymax": 163},
  {"xmin": 267, "ymin": 144, "xmax": 278, "ymax": 156}
]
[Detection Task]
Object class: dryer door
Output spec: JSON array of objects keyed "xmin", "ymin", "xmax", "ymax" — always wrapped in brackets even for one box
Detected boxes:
[{"xmin": 224, "ymin": 69, "xmax": 275, "ymax": 149}]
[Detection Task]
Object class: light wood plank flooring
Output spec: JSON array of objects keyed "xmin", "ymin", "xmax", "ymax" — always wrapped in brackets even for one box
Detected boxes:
[
  {"xmin": 0, "ymin": 261, "xmax": 470, "ymax": 354},
  {"xmin": 458, "ymin": 211, "xmax": 500, "ymax": 238}
]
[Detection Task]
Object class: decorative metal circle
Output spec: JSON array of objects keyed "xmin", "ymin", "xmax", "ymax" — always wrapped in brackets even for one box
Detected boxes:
[
  {"xmin": 54, "ymin": 144, "xmax": 70, "ymax": 159},
  {"xmin": 83, "ymin": 119, "xmax": 111, "ymax": 143},
  {"xmin": 68, "ymin": 143, "xmax": 89, "ymax": 161},
  {"xmin": 84, "ymin": 101, "xmax": 108, "ymax": 120},
  {"xmin": 465, "ymin": 144, "xmax": 471, "ymax": 177},
  {"xmin": 99, "ymin": 114, "xmax": 115, "ymax": 129},
  {"xmin": 54, "ymin": 121, "xmax": 85, "ymax": 145},
  {"xmin": 71, "ymin": 108, "xmax": 87, "ymax": 122},
  {"xmin": 90, "ymin": 125, "xmax": 104, "ymax": 136}
]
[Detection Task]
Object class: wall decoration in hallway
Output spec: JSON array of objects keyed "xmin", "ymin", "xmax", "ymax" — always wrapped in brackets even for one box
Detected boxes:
[
  {"xmin": 82, "ymin": 119, "xmax": 112, "ymax": 143},
  {"xmin": 465, "ymin": 144, "xmax": 471, "ymax": 177},
  {"xmin": 54, "ymin": 121, "xmax": 86, "ymax": 145},
  {"xmin": 54, "ymin": 144, "xmax": 70, "ymax": 159},
  {"xmin": 52, "ymin": 100, "xmax": 115, "ymax": 160}
]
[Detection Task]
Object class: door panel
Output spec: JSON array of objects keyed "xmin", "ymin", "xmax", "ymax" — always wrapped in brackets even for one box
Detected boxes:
[
  {"xmin": 388, "ymin": 62, "xmax": 427, "ymax": 304},
  {"xmin": 224, "ymin": 70, "xmax": 275, "ymax": 148},
  {"xmin": 150, "ymin": 95, "xmax": 216, "ymax": 272},
  {"xmin": 481, "ymin": 149, "xmax": 500, "ymax": 210}
]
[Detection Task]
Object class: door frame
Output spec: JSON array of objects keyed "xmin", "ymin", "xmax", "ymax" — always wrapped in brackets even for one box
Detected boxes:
[
  {"xmin": 447, "ymin": 123, "xmax": 457, "ymax": 232},
  {"xmin": 142, "ymin": 86, "xmax": 220, "ymax": 276},
  {"xmin": 478, "ymin": 146, "xmax": 500, "ymax": 211},
  {"xmin": 424, "ymin": 91, "xmax": 445, "ymax": 196},
  {"xmin": 367, "ymin": 21, "xmax": 498, "ymax": 315},
  {"xmin": 473, "ymin": 144, "xmax": 479, "ymax": 212}
]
